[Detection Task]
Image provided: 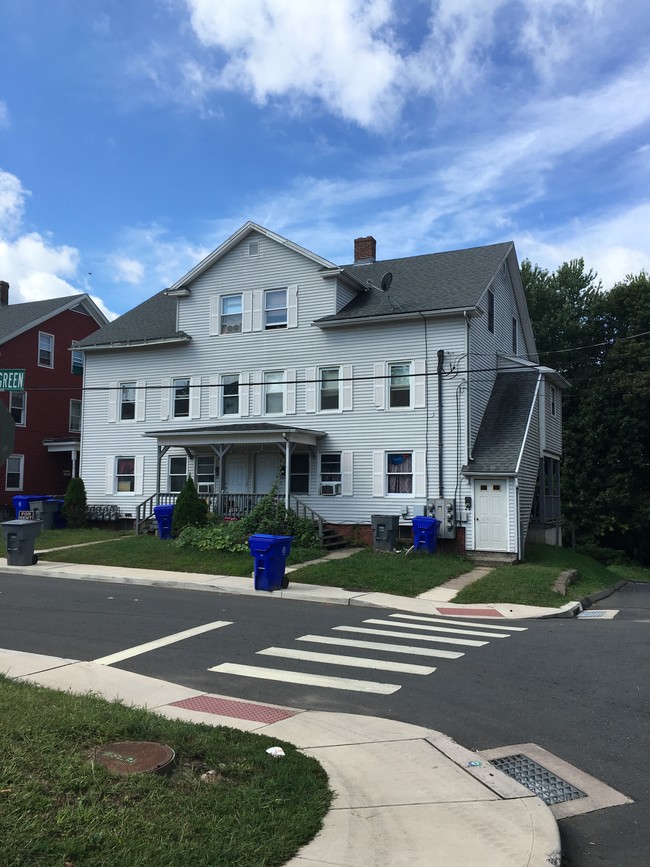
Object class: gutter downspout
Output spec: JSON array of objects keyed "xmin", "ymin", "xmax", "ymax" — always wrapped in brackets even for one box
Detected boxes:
[
  {"xmin": 514, "ymin": 373, "xmax": 543, "ymax": 560},
  {"xmin": 437, "ymin": 349, "xmax": 445, "ymax": 497}
]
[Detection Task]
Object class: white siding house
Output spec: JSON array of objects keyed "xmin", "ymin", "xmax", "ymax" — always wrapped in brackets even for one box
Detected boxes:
[{"xmin": 77, "ymin": 223, "xmax": 566, "ymax": 559}]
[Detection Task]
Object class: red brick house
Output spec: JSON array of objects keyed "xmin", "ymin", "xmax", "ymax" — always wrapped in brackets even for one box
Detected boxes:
[{"xmin": 0, "ymin": 281, "xmax": 108, "ymax": 512}]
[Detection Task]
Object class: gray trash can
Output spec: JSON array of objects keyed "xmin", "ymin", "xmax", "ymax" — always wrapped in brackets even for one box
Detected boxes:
[
  {"xmin": 2, "ymin": 519, "xmax": 43, "ymax": 566},
  {"xmin": 371, "ymin": 514, "xmax": 400, "ymax": 552},
  {"xmin": 30, "ymin": 500, "xmax": 59, "ymax": 531}
]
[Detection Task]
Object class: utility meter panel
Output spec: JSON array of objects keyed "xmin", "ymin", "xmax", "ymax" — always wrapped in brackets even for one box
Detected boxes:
[{"xmin": 427, "ymin": 498, "xmax": 456, "ymax": 539}]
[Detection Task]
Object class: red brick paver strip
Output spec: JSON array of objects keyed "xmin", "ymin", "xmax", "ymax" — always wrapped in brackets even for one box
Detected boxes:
[
  {"xmin": 436, "ymin": 607, "xmax": 504, "ymax": 617},
  {"xmin": 169, "ymin": 695, "xmax": 298, "ymax": 723}
]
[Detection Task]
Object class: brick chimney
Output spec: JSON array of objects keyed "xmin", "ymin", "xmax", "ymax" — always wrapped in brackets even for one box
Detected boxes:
[
  {"xmin": 0, "ymin": 281, "xmax": 8, "ymax": 307},
  {"xmin": 354, "ymin": 236, "xmax": 377, "ymax": 264}
]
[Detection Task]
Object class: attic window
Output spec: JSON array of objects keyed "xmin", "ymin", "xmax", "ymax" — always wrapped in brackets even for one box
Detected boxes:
[
  {"xmin": 248, "ymin": 240, "xmax": 259, "ymax": 257},
  {"xmin": 487, "ymin": 290, "xmax": 495, "ymax": 333}
]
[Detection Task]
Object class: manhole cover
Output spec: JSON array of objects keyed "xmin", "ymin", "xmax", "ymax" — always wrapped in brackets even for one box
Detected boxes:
[
  {"xmin": 93, "ymin": 741, "xmax": 175, "ymax": 775},
  {"xmin": 490, "ymin": 754, "xmax": 586, "ymax": 805}
]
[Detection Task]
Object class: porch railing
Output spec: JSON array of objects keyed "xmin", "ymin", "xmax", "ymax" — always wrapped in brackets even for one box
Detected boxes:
[{"xmin": 136, "ymin": 491, "xmax": 326, "ymax": 544}]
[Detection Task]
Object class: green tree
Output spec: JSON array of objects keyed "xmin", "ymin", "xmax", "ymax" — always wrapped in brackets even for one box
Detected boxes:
[
  {"xmin": 171, "ymin": 476, "xmax": 208, "ymax": 536},
  {"xmin": 62, "ymin": 476, "xmax": 88, "ymax": 528}
]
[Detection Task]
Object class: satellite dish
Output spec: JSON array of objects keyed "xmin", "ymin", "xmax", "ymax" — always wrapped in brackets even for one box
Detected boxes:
[{"xmin": 380, "ymin": 272, "xmax": 393, "ymax": 292}]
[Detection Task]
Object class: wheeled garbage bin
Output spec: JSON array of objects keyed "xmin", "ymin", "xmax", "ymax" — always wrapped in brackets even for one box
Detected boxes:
[
  {"xmin": 371, "ymin": 514, "xmax": 400, "ymax": 552},
  {"xmin": 2, "ymin": 519, "xmax": 43, "ymax": 566},
  {"xmin": 412, "ymin": 516, "xmax": 441, "ymax": 554},
  {"xmin": 248, "ymin": 534, "xmax": 294, "ymax": 591},
  {"xmin": 30, "ymin": 500, "xmax": 60, "ymax": 531},
  {"xmin": 153, "ymin": 504, "xmax": 175, "ymax": 539}
]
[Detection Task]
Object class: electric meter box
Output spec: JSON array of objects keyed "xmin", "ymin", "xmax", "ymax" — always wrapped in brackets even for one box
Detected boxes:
[{"xmin": 427, "ymin": 498, "xmax": 456, "ymax": 539}]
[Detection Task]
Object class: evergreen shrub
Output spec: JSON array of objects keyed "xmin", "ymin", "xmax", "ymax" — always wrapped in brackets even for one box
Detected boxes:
[
  {"xmin": 62, "ymin": 476, "xmax": 88, "ymax": 528},
  {"xmin": 170, "ymin": 476, "xmax": 208, "ymax": 536}
]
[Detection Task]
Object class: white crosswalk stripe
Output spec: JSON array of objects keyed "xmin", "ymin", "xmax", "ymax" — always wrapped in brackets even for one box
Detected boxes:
[
  {"xmin": 333, "ymin": 625, "xmax": 488, "ymax": 646},
  {"xmin": 297, "ymin": 634, "xmax": 464, "ymax": 659},
  {"xmin": 257, "ymin": 646, "xmax": 436, "ymax": 674},
  {"xmin": 389, "ymin": 613, "xmax": 528, "ymax": 632},
  {"xmin": 362, "ymin": 618, "xmax": 512, "ymax": 639},
  {"xmin": 208, "ymin": 614, "xmax": 527, "ymax": 695},
  {"xmin": 208, "ymin": 663, "xmax": 401, "ymax": 694}
]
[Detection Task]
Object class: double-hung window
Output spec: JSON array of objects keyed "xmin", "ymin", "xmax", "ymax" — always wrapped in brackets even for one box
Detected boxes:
[
  {"xmin": 320, "ymin": 454, "xmax": 342, "ymax": 495},
  {"xmin": 264, "ymin": 289, "xmax": 287, "ymax": 329},
  {"xmin": 9, "ymin": 391, "xmax": 26, "ymax": 426},
  {"xmin": 386, "ymin": 452, "xmax": 413, "ymax": 494},
  {"xmin": 173, "ymin": 378, "xmax": 190, "ymax": 418},
  {"xmin": 169, "ymin": 456, "xmax": 187, "ymax": 492},
  {"xmin": 196, "ymin": 455, "xmax": 218, "ymax": 493},
  {"xmin": 71, "ymin": 349, "xmax": 84, "ymax": 375},
  {"xmin": 38, "ymin": 332, "xmax": 54, "ymax": 367},
  {"xmin": 264, "ymin": 371, "xmax": 284, "ymax": 414},
  {"xmin": 69, "ymin": 399, "xmax": 82, "ymax": 433},
  {"xmin": 222, "ymin": 374, "xmax": 240, "ymax": 415},
  {"xmin": 221, "ymin": 295, "xmax": 243, "ymax": 334},
  {"xmin": 120, "ymin": 383, "xmax": 136, "ymax": 420},
  {"xmin": 319, "ymin": 367, "xmax": 340, "ymax": 411},
  {"xmin": 116, "ymin": 457, "xmax": 135, "ymax": 492},
  {"xmin": 5, "ymin": 455, "xmax": 23, "ymax": 490},
  {"xmin": 389, "ymin": 363, "xmax": 411, "ymax": 408}
]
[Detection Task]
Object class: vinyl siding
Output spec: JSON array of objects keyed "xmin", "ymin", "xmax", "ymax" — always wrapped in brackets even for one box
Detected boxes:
[{"xmin": 517, "ymin": 398, "xmax": 541, "ymax": 553}]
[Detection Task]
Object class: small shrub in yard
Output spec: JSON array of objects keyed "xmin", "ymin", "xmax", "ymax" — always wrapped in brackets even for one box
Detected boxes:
[
  {"xmin": 175, "ymin": 523, "xmax": 248, "ymax": 553},
  {"xmin": 171, "ymin": 475, "xmax": 208, "ymax": 536},
  {"xmin": 62, "ymin": 476, "xmax": 88, "ymax": 528}
]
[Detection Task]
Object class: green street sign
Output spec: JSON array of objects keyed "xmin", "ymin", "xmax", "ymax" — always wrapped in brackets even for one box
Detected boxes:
[
  {"xmin": 0, "ymin": 369, "xmax": 25, "ymax": 391},
  {"xmin": 0, "ymin": 400, "xmax": 15, "ymax": 465}
]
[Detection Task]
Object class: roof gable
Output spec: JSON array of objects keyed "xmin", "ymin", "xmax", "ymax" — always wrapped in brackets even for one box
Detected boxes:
[
  {"xmin": 0, "ymin": 294, "xmax": 108, "ymax": 347},
  {"xmin": 169, "ymin": 222, "xmax": 336, "ymax": 292}
]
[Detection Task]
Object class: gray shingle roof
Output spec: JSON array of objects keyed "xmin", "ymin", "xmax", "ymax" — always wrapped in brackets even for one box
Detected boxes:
[
  {"xmin": 316, "ymin": 241, "xmax": 513, "ymax": 323},
  {"xmin": 77, "ymin": 291, "xmax": 186, "ymax": 348},
  {"xmin": 463, "ymin": 370, "xmax": 539, "ymax": 475},
  {"xmin": 0, "ymin": 296, "xmax": 84, "ymax": 344}
]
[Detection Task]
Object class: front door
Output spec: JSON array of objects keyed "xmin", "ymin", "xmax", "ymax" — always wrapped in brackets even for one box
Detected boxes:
[
  {"xmin": 254, "ymin": 451, "xmax": 282, "ymax": 493},
  {"xmin": 225, "ymin": 453, "xmax": 248, "ymax": 493},
  {"xmin": 475, "ymin": 480, "xmax": 508, "ymax": 551}
]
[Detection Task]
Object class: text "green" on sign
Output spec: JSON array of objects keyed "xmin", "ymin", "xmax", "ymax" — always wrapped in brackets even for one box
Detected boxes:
[{"xmin": 0, "ymin": 369, "xmax": 25, "ymax": 391}]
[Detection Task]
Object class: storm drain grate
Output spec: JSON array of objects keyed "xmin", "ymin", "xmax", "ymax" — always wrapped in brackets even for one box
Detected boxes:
[
  {"xmin": 490, "ymin": 754, "xmax": 587, "ymax": 805},
  {"xmin": 577, "ymin": 610, "xmax": 606, "ymax": 618}
]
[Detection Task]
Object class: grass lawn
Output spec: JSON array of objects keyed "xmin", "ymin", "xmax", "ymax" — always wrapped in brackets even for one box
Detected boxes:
[
  {"xmin": 0, "ymin": 528, "xmax": 131, "ymax": 559},
  {"xmin": 289, "ymin": 548, "xmax": 472, "ymax": 596},
  {"xmin": 36, "ymin": 533, "xmax": 324, "ymax": 577},
  {"xmin": 453, "ymin": 544, "xmax": 650, "ymax": 608},
  {"xmin": 0, "ymin": 677, "xmax": 331, "ymax": 867}
]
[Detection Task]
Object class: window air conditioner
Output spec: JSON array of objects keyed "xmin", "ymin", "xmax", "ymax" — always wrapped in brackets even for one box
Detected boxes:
[
  {"xmin": 197, "ymin": 483, "xmax": 215, "ymax": 494},
  {"xmin": 320, "ymin": 483, "xmax": 341, "ymax": 495}
]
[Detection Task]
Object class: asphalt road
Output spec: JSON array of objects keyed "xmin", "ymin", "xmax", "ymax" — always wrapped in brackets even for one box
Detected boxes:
[{"xmin": 0, "ymin": 572, "xmax": 648, "ymax": 866}]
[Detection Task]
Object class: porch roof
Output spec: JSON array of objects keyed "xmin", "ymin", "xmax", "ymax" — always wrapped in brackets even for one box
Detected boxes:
[{"xmin": 143, "ymin": 422, "xmax": 327, "ymax": 448}]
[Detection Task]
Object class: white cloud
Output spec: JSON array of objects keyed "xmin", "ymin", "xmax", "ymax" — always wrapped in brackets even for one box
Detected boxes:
[
  {"xmin": 0, "ymin": 169, "xmax": 27, "ymax": 236},
  {"xmin": 0, "ymin": 100, "xmax": 8, "ymax": 127},
  {"xmin": 108, "ymin": 254, "xmax": 145, "ymax": 286}
]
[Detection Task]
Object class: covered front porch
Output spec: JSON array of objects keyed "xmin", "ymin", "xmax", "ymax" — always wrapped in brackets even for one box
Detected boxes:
[{"xmin": 137, "ymin": 422, "xmax": 327, "ymax": 534}]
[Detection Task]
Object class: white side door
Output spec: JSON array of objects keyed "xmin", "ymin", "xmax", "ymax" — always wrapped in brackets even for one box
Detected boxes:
[{"xmin": 474, "ymin": 480, "xmax": 508, "ymax": 551}]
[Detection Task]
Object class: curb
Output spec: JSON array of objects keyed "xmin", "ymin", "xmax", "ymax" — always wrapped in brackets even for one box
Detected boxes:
[{"xmin": 578, "ymin": 580, "xmax": 629, "ymax": 611}]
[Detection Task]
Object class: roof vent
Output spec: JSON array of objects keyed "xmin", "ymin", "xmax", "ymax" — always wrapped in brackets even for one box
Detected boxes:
[{"xmin": 354, "ymin": 236, "xmax": 376, "ymax": 264}]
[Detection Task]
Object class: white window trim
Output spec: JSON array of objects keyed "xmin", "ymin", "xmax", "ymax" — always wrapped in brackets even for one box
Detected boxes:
[
  {"xmin": 69, "ymin": 399, "xmax": 82, "ymax": 433},
  {"xmin": 319, "ymin": 450, "xmax": 353, "ymax": 497},
  {"xmin": 71, "ymin": 348, "xmax": 84, "ymax": 375},
  {"xmin": 38, "ymin": 331, "xmax": 54, "ymax": 368},
  {"xmin": 372, "ymin": 450, "xmax": 425, "ymax": 497},
  {"xmin": 168, "ymin": 454, "xmax": 188, "ymax": 493},
  {"xmin": 106, "ymin": 455, "xmax": 144, "ymax": 495},
  {"xmin": 262, "ymin": 370, "xmax": 286, "ymax": 416},
  {"xmin": 9, "ymin": 391, "xmax": 26, "ymax": 427},
  {"xmin": 5, "ymin": 454, "xmax": 24, "ymax": 491}
]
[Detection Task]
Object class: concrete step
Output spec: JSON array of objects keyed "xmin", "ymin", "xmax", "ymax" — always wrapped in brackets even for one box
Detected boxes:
[{"xmin": 466, "ymin": 551, "xmax": 517, "ymax": 566}]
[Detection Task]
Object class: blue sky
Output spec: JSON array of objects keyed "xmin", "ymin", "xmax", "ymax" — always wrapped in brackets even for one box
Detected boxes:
[{"xmin": 1, "ymin": 0, "xmax": 649, "ymax": 319}]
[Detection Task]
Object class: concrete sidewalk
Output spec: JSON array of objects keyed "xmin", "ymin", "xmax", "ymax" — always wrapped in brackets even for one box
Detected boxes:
[
  {"xmin": 0, "ymin": 647, "xmax": 562, "ymax": 866},
  {"xmin": 0, "ymin": 554, "xmax": 581, "ymax": 619}
]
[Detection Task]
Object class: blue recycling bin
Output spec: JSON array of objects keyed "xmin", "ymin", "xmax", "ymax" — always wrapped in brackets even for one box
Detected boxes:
[
  {"xmin": 248, "ymin": 534, "xmax": 293, "ymax": 591},
  {"xmin": 13, "ymin": 495, "xmax": 52, "ymax": 518},
  {"xmin": 153, "ymin": 504, "xmax": 175, "ymax": 539},
  {"xmin": 412, "ymin": 516, "xmax": 441, "ymax": 554}
]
